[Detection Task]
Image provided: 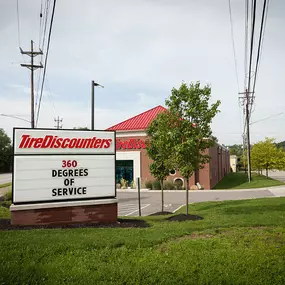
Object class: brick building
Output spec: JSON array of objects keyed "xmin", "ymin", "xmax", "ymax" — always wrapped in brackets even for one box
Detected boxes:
[{"xmin": 107, "ymin": 106, "xmax": 230, "ymax": 189}]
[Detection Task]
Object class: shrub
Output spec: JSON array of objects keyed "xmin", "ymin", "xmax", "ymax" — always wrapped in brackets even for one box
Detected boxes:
[
  {"xmin": 163, "ymin": 181, "xmax": 175, "ymax": 190},
  {"xmin": 120, "ymin": 178, "xmax": 128, "ymax": 189},
  {"xmin": 152, "ymin": 180, "xmax": 161, "ymax": 190},
  {"xmin": 131, "ymin": 180, "xmax": 136, "ymax": 189},
  {"xmin": 144, "ymin": 180, "xmax": 153, "ymax": 189},
  {"xmin": 3, "ymin": 190, "xmax": 12, "ymax": 202}
]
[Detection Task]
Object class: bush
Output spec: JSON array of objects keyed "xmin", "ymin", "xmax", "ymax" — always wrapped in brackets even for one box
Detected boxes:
[
  {"xmin": 3, "ymin": 190, "xmax": 12, "ymax": 202},
  {"xmin": 152, "ymin": 180, "xmax": 161, "ymax": 190},
  {"xmin": 163, "ymin": 181, "xmax": 175, "ymax": 190},
  {"xmin": 144, "ymin": 180, "xmax": 153, "ymax": 189},
  {"xmin": 0, "ymin": 190, "xmax": 12, "ymax": 208}
]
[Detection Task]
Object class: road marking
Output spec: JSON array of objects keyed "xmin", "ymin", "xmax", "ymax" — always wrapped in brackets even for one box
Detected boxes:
[
  {"xmin": 125, "ymin": 204, "xmax": 151, "ymax": 216},
  {"xmin": 173, "ymin": 204, "xmax": 185, "ymax": 213}
]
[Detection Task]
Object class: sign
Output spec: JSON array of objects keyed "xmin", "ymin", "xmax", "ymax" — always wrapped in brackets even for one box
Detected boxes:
[
  {"xmin": 13, "ymin": 128, "xmax": 116, "ymax": 204},
  {"xmin": 116, "ymin": 138, "xmax": 146, "ymax": 150}
]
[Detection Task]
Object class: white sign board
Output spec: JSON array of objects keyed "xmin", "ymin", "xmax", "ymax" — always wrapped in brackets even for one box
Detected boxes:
[{"xmin": 13, "ymin": 128, "xmax": 116, "ymax": 204}]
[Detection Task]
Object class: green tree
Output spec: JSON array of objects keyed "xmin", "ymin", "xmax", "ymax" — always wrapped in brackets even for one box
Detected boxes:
[
  {"xmin": 146, "ymin": 111, "xmax": 177, "ymax": 212},
  {"xmin": 165, "ymin": 82, "xmax": 220, "ymax": 215},
  {"xmin": 0, "ymin": 129, "xmax": 12, "ymax": 173},
  {"xmin": 251, "ymin": 137, "xmax": 285, "ymax": 177}
]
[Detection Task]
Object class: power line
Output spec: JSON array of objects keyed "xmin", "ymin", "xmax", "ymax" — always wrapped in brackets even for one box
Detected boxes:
[
  {"xmin": 252, "ymin": 0, "xmax": 269, "ymax": 95},
  {"xmin": 247, "ymin": 0, "xmax": 257, "ymax": 93},
  {"xmin": 228, "ymin": 0, "xmax": 240, "ymax": 90},
  {"xmin": 244, "ymin": 0, "xmax": 249, "ymax": 89},
  {"xmin": 36, "ymin": 0, "xmax": 57, "ymax": 126},
  {"xmin": 16, "ymin": 0, "xmax": 21, "ymax": 47},
  {"xmin": 249, "ymin": 0, "xmax": 269, "ymax": 119}
]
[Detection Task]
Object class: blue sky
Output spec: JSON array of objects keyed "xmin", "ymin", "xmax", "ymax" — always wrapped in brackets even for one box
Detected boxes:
[{"xmin": 0, "ymin": 0, "xmax": 285, "ymax": 145}]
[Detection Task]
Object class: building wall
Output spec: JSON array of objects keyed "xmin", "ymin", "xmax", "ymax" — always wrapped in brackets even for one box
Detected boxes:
[
  {"xmin": 209, "ymin": 145, "xmax": 230, "ymax": 189},
  {"xmin": 116, "ymin": 134, "xmax": 229, "ymax": 189}
]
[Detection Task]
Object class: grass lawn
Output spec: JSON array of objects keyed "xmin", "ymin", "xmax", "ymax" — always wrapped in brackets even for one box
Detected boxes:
[
  {"xmin": 0, "ymin": 182, "xmax": 11, "ymax": 189},
  {"xmin": 1, "ymin": 197, "xmax": 285, "ymax": 284},
  {"xmin": 213, "ymin": 172, "xmax": 285, "ymax": 189}
]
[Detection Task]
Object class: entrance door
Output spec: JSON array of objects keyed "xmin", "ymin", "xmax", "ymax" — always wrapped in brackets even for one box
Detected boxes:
[{"xmin": 116, "ymin": 160, "xmax": 134, "ymax": 186}]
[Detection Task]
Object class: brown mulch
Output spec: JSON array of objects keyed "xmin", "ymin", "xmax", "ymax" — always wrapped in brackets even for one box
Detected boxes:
[
  {"xmin": 148, "ymin": 211, "xmax": 173, "ymax": 216},
  {"xmin": 166, "ymin": 214, "xmax": 204, "ymax": 222},
  {"xmin": 0, "ymin": 218, "xmax": 150, "ymax": 231}
]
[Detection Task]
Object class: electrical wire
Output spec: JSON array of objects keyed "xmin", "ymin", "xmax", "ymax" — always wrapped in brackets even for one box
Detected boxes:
[
  {"xmin": 16, "ymin": 0, "xmax": 21, "ymax": 47},
  {"xmin": 249, "ymin": 0, "xmax": 269, "ymax": 119},
  {"xmin": 228, "ymin": 0, "xmax": 240, "ymax": 91},
  {"xmin": 36, "ymin": 0, "xmax": 56, "ymax": 126},
  {"xmin": 247, "ymin": 0, "xmax": 257, "ymax": 93},
  {"xmin": 244, "ymin": 0, "xmax": 249, "ymax": 90}
]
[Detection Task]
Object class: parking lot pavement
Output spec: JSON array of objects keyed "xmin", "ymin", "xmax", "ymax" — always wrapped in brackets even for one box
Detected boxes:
[
  {"xmin": 0, "ymin": 173, "xmax": 12, "ymax": 185},
  {"xmin": 117, "ymin": 189, "xmax": 276, "ymax": 216}
]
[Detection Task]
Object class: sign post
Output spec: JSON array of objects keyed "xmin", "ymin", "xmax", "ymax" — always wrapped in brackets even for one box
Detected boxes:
[{"xmin": 136, "ymin": 177, "xmax": 141, "ymax": 216}]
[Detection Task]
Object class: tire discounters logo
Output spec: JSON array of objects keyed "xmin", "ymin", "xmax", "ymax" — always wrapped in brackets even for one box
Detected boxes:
[
  {"xmin": 116, "ymin": 138, "xmax": 146, "ymax": 150},
  {"xmin": 19, "ymin": 134, "xmax": 112, "ymax": 149},
  {"xmin": 14, "ymin": 129, "xmax": 115, "ymax": 155}
]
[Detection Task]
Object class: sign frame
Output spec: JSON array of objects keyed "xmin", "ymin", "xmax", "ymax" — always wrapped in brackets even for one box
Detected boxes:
[{"xmin": 12, "ymin": 127, "xmax": 116, "ymax": 205}]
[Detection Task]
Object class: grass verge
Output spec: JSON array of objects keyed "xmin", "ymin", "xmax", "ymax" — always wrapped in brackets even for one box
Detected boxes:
[
  {"xmin": 1, "ymin": 197, "xmax": 285, "ymax": 284},
  {"xmin": 0, "ymin": 182, "xmax": 11, "ymax": 189},
  {"xmin": 213, "ymin": 172, "xmax": 284, "ymax": 189}
]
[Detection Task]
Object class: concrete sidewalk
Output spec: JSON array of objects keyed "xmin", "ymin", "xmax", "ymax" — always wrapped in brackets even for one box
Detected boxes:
[{"xmin": 117, "ymin": 186, "xmax": 285, "ymax": 197}]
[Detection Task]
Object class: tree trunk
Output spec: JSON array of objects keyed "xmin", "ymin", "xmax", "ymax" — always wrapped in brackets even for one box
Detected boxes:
[
  {"xmin": 266, "ymin": 168, "xmax": 268, "ymax": 178},
  {"xmin": 261, "ymin": 169, "xmax": 263, "ymax": 175},
  {"xmin": 186, "ymin": 177, "xmax": 189, "ymax": 216},
  {"xmin": 160, "ymin": 179, "xmax": 164, "ymax": 213}
]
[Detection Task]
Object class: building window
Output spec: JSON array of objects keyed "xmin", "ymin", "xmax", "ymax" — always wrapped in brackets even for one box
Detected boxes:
[
  {"xmin": 116, "ymin": 160, "xmax": 133, "ymax": 185},
  {"xmin": 169, "ymin": 169, "xmax": 176, "ymax": 176}
]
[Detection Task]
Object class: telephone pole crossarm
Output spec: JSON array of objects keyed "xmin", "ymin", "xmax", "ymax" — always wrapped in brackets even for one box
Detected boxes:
[{"xmin": 20, "ymin": 40, "xmax": 43, "ymax": 129}]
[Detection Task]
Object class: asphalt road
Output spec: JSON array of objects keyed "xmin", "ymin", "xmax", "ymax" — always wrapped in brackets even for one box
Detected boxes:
[
  {"xmin": 268, "ymin": 170, "xmax": 285, "ymax": 182},
  {"xmin": 0, "ymin": 173, "xmax": 12, "ymax": 185},
  {"xmin": 117, "ymin": 189, "xmax": 278, "ymax": 216}
]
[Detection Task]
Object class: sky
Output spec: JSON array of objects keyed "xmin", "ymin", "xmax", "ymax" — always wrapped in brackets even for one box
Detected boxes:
[{"xmin": 0, "ymin": 0, "xmax": 284, "ymax": 145}]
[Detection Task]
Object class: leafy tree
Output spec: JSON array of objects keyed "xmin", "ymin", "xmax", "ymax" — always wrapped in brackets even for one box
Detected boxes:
[
  {"xmin": 165, "ymin": 82, "xmax": 220, "ymax": 215},
  {"xmin": 251, "ymin": 137, "xmax": 285, "ymax": 177},
  {"xmin": 0, "ymin": 129, "xmax": 12, "ymax": 173},
  {"xmin": 146, "ymin": 111, "xmax": 177, "ymax": 212}
]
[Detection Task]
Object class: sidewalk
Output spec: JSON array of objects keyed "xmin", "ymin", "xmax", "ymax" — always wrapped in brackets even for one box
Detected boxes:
[{"xmin": 117, "ymin": 186, "xmax": 285, "ymax": 197}]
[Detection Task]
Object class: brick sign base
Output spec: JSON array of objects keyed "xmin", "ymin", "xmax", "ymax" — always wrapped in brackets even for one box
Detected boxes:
[{"xmin": 10, "ymin": 199, "xmax": 118, "ymax": 226}]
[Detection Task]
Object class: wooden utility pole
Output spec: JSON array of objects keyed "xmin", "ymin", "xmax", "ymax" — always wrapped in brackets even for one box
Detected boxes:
[
  {"xmin": 239, "ymin": 90, "xmax": 254, "ymax": 182},
  {"xmin": 54, "ymin": 116, "xmax": 63, "ymax": 129},
  {"xmin": 20, "ymin": 40, "xmax": 43, "ymax": 128}
]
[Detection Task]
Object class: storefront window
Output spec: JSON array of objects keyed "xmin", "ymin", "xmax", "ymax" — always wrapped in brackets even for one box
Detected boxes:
[{"xmin": 116, "ymin": 160, "xmax": 134, "ymax": 185}]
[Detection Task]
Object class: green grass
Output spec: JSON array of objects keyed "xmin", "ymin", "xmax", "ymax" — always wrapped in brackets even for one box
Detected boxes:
[
  {"xmin": 0, "ymin": 182, "xmax": 11, "ymax": 189},
  {"xmin": 1, "ymin": 197, "xmax": 285, "ymax": 284},
  {"xmin": 213, "ymin": 172, "xmax": 284, "ymax": 189}
]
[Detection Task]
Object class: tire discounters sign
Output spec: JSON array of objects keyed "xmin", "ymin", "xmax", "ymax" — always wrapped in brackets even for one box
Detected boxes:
[{"xmin": 13, "ymin": 128, "xmax": 116, "ymax": 204}]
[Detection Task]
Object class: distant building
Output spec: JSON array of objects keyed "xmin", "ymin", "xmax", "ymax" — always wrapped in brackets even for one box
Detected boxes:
[
  {"xmin": 107, "ymin": 105, "xmax": 230, "ymax": 189},
  {"xmin": 230, "ymin": 155, "xmax": 237, "ymax": 172}
]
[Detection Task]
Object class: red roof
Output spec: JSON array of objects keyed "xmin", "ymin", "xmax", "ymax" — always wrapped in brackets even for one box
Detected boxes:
[{"xmin": 107, "ymin": 105, "xmax": 167, "ymax": 131}]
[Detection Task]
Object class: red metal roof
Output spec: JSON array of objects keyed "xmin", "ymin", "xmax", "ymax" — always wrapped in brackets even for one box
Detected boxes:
[{"xmin": 107, "ymin": 105, "xmax": 167, "ymax": 131}]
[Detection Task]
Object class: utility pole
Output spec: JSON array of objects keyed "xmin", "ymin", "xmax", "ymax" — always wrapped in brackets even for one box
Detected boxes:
[
  {"xmin": 91, "ymin": 80, "xmax": 104, "ymax": 130},
  {"xmin": 20, "ymin": 40, "xmax": 43, "ymax": 128},
  {"xmin": 239, "ymin": 90, "xmax": 254, "ymax": 182},
  {"xmin": 54, "ymin": 116, "xmax": 63, "ymax": 129}
]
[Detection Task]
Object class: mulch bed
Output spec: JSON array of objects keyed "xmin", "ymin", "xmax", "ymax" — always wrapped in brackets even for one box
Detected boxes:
[
  {"xmin": 166, "ymin": 214, "xmax": 204, "ymax": 222},
  {"xmin": 0, "ymin": 218, "xmax": 150, "ymax": 231},
  {"xmin": 148, "ymin": 211, "xmax": 173, "ymax": 216}
]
